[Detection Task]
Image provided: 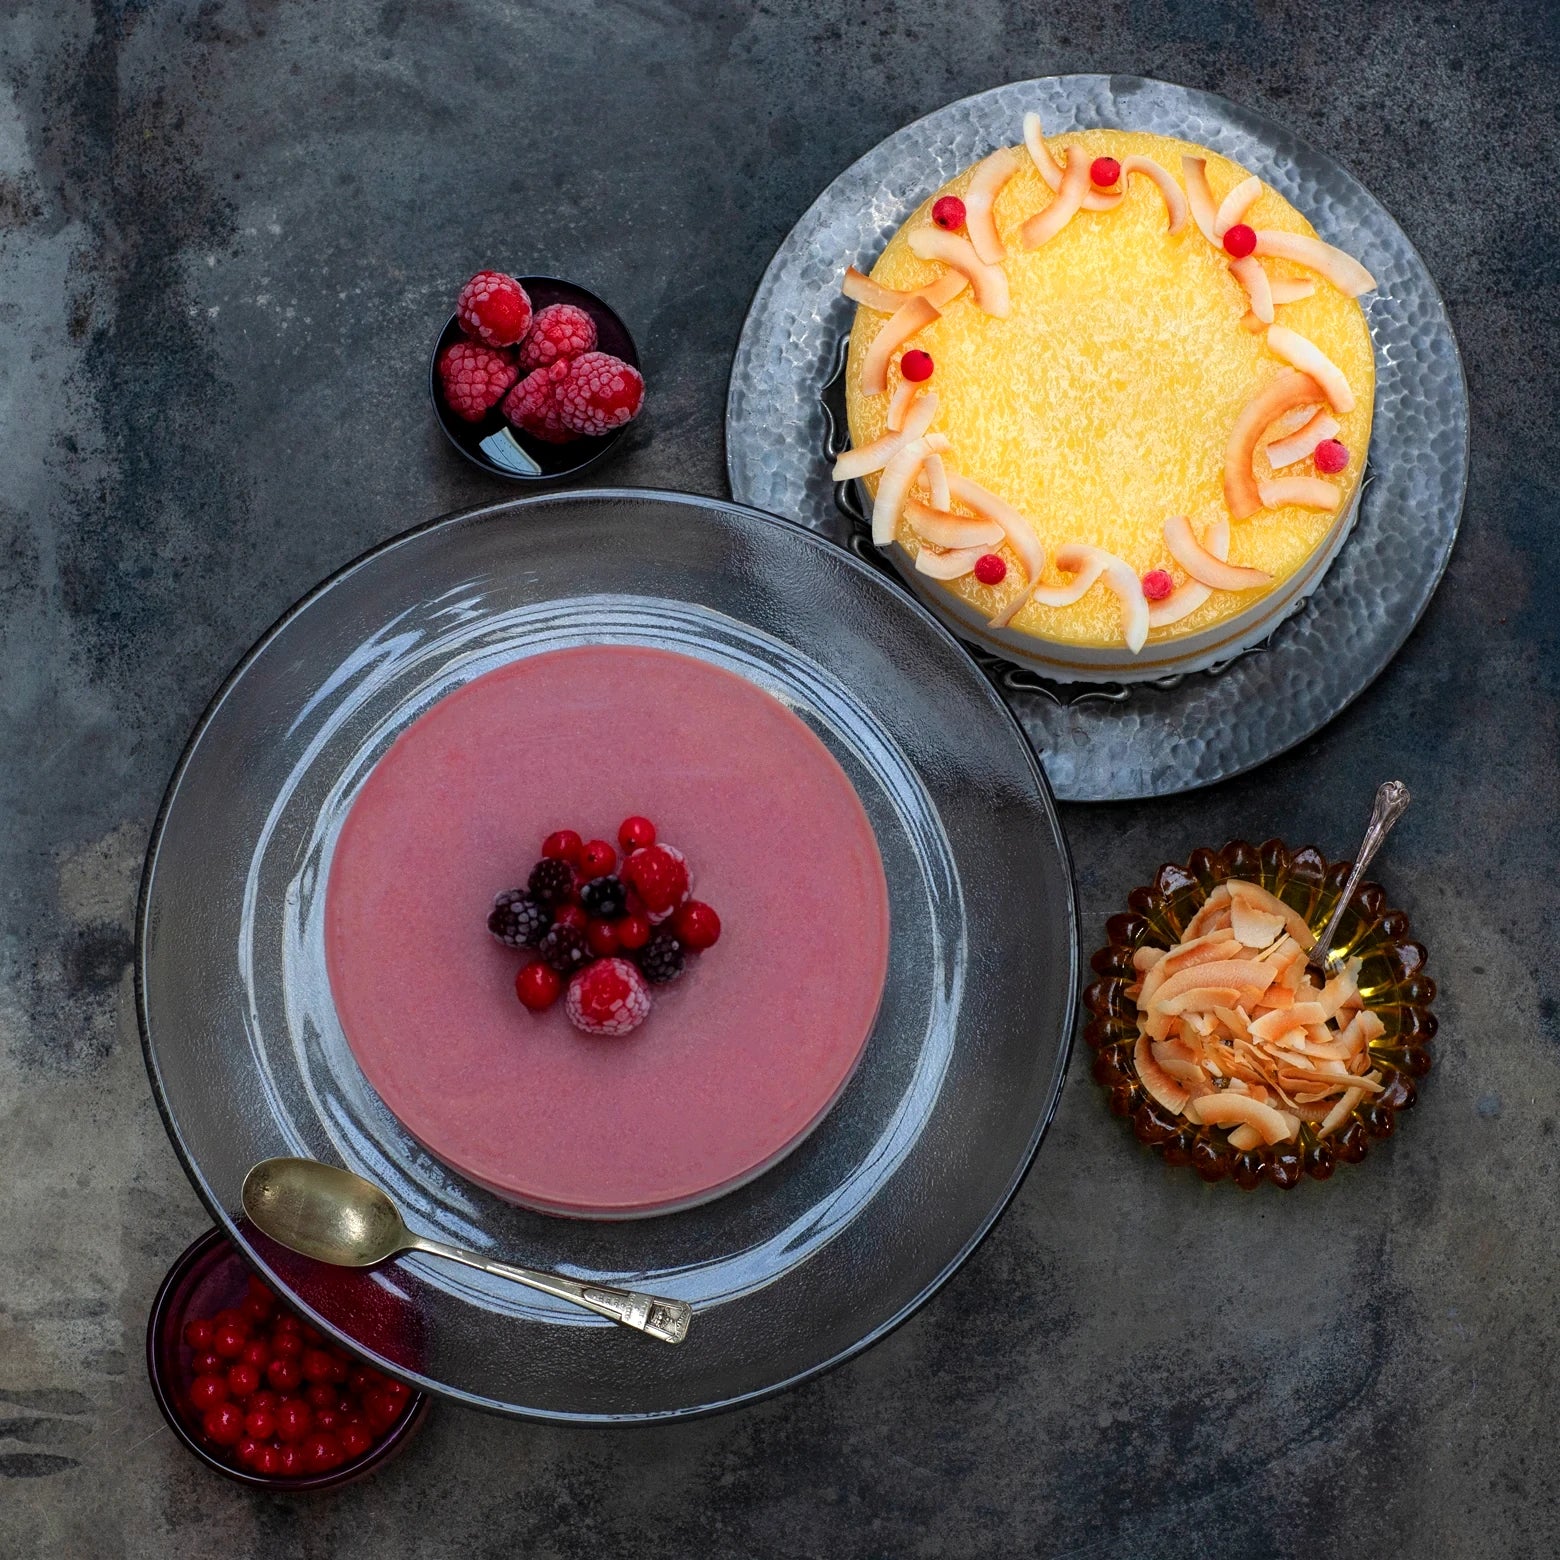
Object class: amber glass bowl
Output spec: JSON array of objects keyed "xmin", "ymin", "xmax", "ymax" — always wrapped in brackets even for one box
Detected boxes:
[{"xmin": 1084, "ymin": 839, "xmax": 1435, "ymax": 1188}]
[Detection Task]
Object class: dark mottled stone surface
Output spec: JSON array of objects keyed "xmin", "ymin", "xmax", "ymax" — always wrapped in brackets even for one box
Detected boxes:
[{"xmin": 1, "ymin": 2, "xmax": 1556, "ymax": 1556}]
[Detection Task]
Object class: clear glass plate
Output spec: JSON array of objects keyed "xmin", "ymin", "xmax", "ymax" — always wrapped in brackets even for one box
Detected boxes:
[
  {"xmin": 725, "ymin": 75, "xmax": 1469, "ymax": 800},
  {"xmin": 137, "ymin": 490, "xmax": 1078, "ymax": 1421}
]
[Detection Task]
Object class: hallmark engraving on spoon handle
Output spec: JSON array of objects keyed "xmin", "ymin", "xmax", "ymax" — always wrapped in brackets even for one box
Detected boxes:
[{"xmin": 580, "ymin": 1286, "xmax": 692, "ymax": 1344}]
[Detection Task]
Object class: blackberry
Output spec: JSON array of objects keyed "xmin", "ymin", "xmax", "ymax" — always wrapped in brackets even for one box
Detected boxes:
[
  {"xmin": 635, "ymin": 927, "xmax": 685, "ymax": 985},
  {"xmin": 538, "ymin": 922, "xmax": 590, "ymax": 974},
  {"xmin": 488, "ymin": 890, "xmax": 552, "ymax": 949},
  {"xmin": 580, "ymin": 874, "xmax": 627, "ymax": 920},
  {"xmin": 528, "ymin": 857, "xmax": 576, "ymax": 906}
]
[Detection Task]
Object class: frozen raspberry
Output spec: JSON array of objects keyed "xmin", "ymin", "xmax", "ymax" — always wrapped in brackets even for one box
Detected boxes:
[
  {"xmin": 555, "ymin": 352, "xmax": 644, "ymax": 438},
  {"xmin": 621, "ymin": 844, "xmax": 691, "ymax": 923},
  {"xmin": 436, "ymin": 340, "xmax": 518, "ymax": 423},
  {"xmin": 502, "ymin": 362, "xmax": 574, "ymax": 444},
  {"xmin": 566, "ymin": 958, "xmax": 652, "ymax": 1036},
  {"xmin": 518, "ymin": 303, "xmax": 598, "ymax": 372},
  {"xmin": 456, "ymin": 270, "xmax": 533, "ymax": 348}
]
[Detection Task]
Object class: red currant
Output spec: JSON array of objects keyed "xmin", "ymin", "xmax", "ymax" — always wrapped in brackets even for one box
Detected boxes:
[
  {"xmin": 266, "ymin": 1355, "xmax": 301, "ymax": 1392},
  {"xmin": 244, "ymin": 1406, "xmax": 276, "ymax": 1439},
  {"xmin": 340, "ymin": 1423, "xmax": 374, "ymax": 1459},
  {"xmin": 616, "ymin": 914, "xmax": 651, "ymax": 951},
  {"xmin": 900, "ymin": 349, "xmax": 934, "ymax": 382},
  {"xmin": 241, "ymin": 1338, "xmax": 270, "ymax": 1370},
  {"xmin": 542, "ymin": 829, "xmax": 584, "ymax": 865},
  {"xmin": 236, "ymin": 1435, "xmax": 263, "ymax": 1467},
  {"xmin": 306, "ymin": 1381, "xmax": 338, "ymax": 1409},
  {"xmin": 241, "ymin": 1294, "xmax": 273, "ymax": 1326},
  {"xmin": 1090, "ymin": 156, "xmax": 1121, "ymax": 188},
  {"xmin": 273, "ymin": 1312, "xmax": 301, "ymax": 1334},
  {"xmin": 192, "ymin": 1351, "xmax": 224, "ymax": 1375},
  {"xmin": 672, "ymin": 901, "xmax": 721, "ymax": 951},
  {"xmin": 247, "ymin": 1389, "xmax": 279, "ymax": 1414},
  {"xmin": 381, "ymin": 1379, "xmax": 410, "ymax": 1402},
  {"xmin": 202, "ymin": 1401, "xmax": 245, "ymax": 1447},
  {"xmin": 269, "ymin": 1328, "xmax": 302, "ymax": 1358},
  {"xmin": 363, "ymin": 1389, "xmax": 402, "ymax": 1432},
  {"xmin": 188, "ymin": 1373, "xmax": 228, "ymax": 1412},
  {"xmin": 302, "ymin": 1347, "xmax": 336, "ymax": 1383},
  {"xmin": 932, "ymin": 195, "xmax": 966, "ymax": 231},
  {"xmin": 348, "ymin": 1367, "xmax": 381, "ymax": 1396},
  {"xmin": 553, "ymin": 902, "xmax": 587, "ymax": 934},
  {"xmin": 1222, "ymin": 222, "xmax": 1257, "ymax": 259},
  {"xmin": 579, "ymin": 839, "xmax": 617, "ymax": 878},
  {"xmin": 304, "ymin": 1432, "xmax": 346, "ymax": 1473},
  {"xmin": 277, "ymin": 1444, "xmax": 305, "ymax": 1477},
  {"xmin": 1141, "ymin": 569, "xmax": 1175, "ymax": 602},
  {"xmin": 214, "ymin": 1306, "xmax": 249, "ymax": 1335},
  {"xmin": 314, "ymin": 1408, "xmax": 341, "ymax": 1434},
  {"xmin": 183, "ymin": 1317, "xmax": 214, "ymax": 1351},
  {"xmin": 618, "ymin": 816, "xmax": 656, "ymax": 852},
  {"xmin": 516, "ymin": 961, "xmax": 562, "ymax": 1011},
  {"xmin": 973, "ymin": 553, "xmax": 1007, "ymax": 586},
  {"xmin": 212, "ymin": 1325, "xmax": 247, "ymax": 1360},
  {"xmin": 299, "ymin": 1324, "xmax": 323, "ymax": 1346},
  {"xmin": 275, "ymin": 1398, "xmax": 313, "ymax": 1443},
  {"xmin": 1314, "ymin": 438, "xmax": 1349, "ymax": 474},
  {"xmin": 226, "ymin": 1362, "xmax": 262, "ymax": 1400},
  {"xmin": 586, "ymin": 919, "xmax": 620, "ymax": 956}
]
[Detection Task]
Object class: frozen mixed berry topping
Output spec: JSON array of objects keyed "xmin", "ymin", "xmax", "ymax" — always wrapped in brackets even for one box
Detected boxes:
[
  {"xmin": 488, "ymin": 890, "xmax": 551, "ymax": 949},
  {"xmin": 1090, "ymin": 156, "xmax": 1121, "ymax": 188},
  {"xmin": 1141, "ymin": 569, "xmax": 1175, "ymax": 602},
  {"xmin": 636, "ymin": 927, "xmax": 686, "ymax": 985},
  {"xmin": 437, "ymin": 340, "xmax": 519, "ymax": 423},
  {"xmin": 566, "ymin": 958, "xmax": 653, "ymax": 1037},
  {"xmin": 900, "ymin": 349, "xmax": 934, "ymax": 383},
  {"xmin": 538, "ymin": 920, "xmax": 590, "ymax": 974},
  {"xmin": 527, "ymin": 857, "xmax": 576, "ymax": 905},
  {"xmin": 973, "ymin": 553, "xmax": 1007, "ymax": 586},
  {"xmin": 931, "ymin": 195, "xmax": 966, "ymax": 231},
  {"xmin": 1313, "ymin": 438, "xmax": 1349, "ymax": 474},
  {"xmin": 517, "ymin": 302, "xmax": 598, "ymax": 372},
  {"xmin": 503, "ymin": 362, "xmax": 575, "ymax": 444},
  {"xmin": 1222, "ymin": 223, "xmax": 1257, "ymax": 259},
  {"xmin": 555, "ymin": 352, "xmax": 644, "ymax": 437},
  {"xmin": 618, "ymin": 815, "xmax": 656, "ymax": 852},
  {"xmin": 621, "ymin": 843, "xmax": 691, "ymax": 923},
  {"xmin": 580, "ymin": 874, "xmax": 628, "ymax": 920},
  {"xmin": 456, "ymin": 270, "xmax": 533, "ymax": 348}
]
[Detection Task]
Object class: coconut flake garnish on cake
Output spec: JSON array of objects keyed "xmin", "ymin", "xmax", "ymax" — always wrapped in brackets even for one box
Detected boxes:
[
  {"xmin": 1253, "ymin": 230, "xmax": 1377, "ymax": 297},
  {"xmin": 1119, "ymin": 155, "xmax": 1188, "ymax": 233},
  {"xmin": 963, "ymin": 146, "xmax": 1024, "ymax": 264},
  {"xmin": 1213, "ymin": 174, "xmax": 1262, "ymax": 236},
  {"xmin": 1257, "ymin": 476, "xmax": 1341, "ymax": 512},
  {"xmin": 913, "ymin": 544, "xmax": 988, "ymax": 581},
  {"xmin": 871, "ymin": 433, "xmax": 950, "ymax": 544},
  {"xmin": 1265, "ymin": 409, "xmax": 1341, "ymax": 468},
  {"xmin": 859, "ymin": 295, "xmax": 942, "ymax": 396},
  {"xmin": 832, "ymin": 390, "xmax": 938, "ymax": 480},
  {"xmin": 904, "ymin": 499, "xmax": 1004, "ymax": 550},
  {"xmin": 1266, "ymin": 325, "xmax": 1356, "ymax": 413},
  {"xmin": 906, "ymin": 227, "xmax": 1010, "ymax": 316},
  {"xmin": 1163, "ymin": 514, "xmax": 1272, "ymax": 592},
  {"xmin": 1224, "ymin": 370, "xmax": 1326, "ymax": 519},
  {"xmin": 842, "ymin": 265, "xmax": 967, "ymax": 314}
]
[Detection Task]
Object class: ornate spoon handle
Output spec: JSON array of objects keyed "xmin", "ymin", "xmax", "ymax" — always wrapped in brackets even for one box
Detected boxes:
[
  {"xmin": 1307, "ymin": 780, "xmax": 1412, "ymax": 975},
  {"xmin": 408, "ymin": 1236, "xmax": 692, "ymax": 1344}
]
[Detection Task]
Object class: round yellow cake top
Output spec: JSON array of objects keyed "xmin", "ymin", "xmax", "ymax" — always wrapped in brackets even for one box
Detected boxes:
[{"xmin": 844, "ymin": 129, "xmax": 1375, "ymax": 648}]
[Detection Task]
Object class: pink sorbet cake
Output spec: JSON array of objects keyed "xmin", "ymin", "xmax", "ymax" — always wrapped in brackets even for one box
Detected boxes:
[{"xmin": 324, "ymin": 644, "xmax": 890, "ymax": 1218}]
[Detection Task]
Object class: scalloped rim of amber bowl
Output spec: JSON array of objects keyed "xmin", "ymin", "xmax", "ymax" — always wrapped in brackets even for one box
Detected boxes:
[{"xmin": 1083, "ymin": 839, "xmax": 1436, "ymax": 1189}]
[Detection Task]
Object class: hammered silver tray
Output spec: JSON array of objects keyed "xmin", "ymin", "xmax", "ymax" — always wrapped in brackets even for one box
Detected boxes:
[{"xmin": 725, "ymin": 75, "xmax": 1468, "ymax": 801}]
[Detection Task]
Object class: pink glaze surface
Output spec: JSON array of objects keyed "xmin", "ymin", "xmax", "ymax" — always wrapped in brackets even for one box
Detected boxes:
[{"xmin": 325, "ymin": 645, "xmax": 890, "ymax": 1217}]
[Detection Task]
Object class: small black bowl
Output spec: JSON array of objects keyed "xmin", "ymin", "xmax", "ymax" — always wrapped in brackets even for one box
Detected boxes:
[{"xmin": 428, "ymin": 276, "xmax": 641, "ymax": 484}]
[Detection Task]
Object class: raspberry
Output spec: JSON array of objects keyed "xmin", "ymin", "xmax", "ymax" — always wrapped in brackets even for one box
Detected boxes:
[
  {"xmin": 566, "ymin": 959, "xmax": 653, "ymax": 1036},
  {"xmin": 1313, "ymin": 438, "xmax": 1350, "ymax": 474},
  {"xmin": 900, "ymin": 350, "xmax": 934, "ymax": 383},
  {"xmin": 932, "ymin": 196, "xmax": 966, "ymax": 231},
  {"xmin": 621, "ymin": 844, "xmax": 691, "ymax": 923},
  {"xmin": 456, "ymin": 270, "xmax": 533, "ymax": 348},
  {"xmin": 1222, "ymin": 223, "xmax": 1257, "ymax": 259},
  {"xmin": 635, "ymin": 927, "xmax": 685, "ymax": 985},
  {"xmin": 1090, "ymin": 157, "xmax": 1121, "ymax": 188},
  {"xmin": 517, "ymin": 303, "xmax": 598, "ymax": 372},
  {"xmin": 436, "ymin": 340, "xmax": 518, "ymax": 423},
  {"xmin": 554, "ymin": 352, "xmax": 644, "ymax": 437},
  {"xmin": 538, "ymin": 921, "xmax": 590, "ymax": 975},
  {"xmin": 488, "ymin": 890, "xmax": 551, "ymax": 949},
  {"xmin": 527, "ymin": 857, "xmax": 576, "ymax": 906},
  {"xmin": 580, "ymin": 875, "xmax": 628, "ymax": 920},
  {"xmin": 1141, "ymin": 569, "xmax": 1175, "ymax": 602},
  {"xmin": 502, "ymin": 363, "xmax": 574, "ymax": 444},
  {"xmin": 973, "ymin": 553, "xmax": 1007, "ymax": 586}
]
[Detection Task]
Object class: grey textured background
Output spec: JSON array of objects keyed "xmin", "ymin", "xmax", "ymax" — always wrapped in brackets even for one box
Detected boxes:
[{"xmin": 1, "ymin": 2, "xmax": 1555, "ymax": 1557}]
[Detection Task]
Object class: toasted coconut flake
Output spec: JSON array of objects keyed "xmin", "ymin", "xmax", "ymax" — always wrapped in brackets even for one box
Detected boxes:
[
  {"xmin": 1022, "ymin": 113, "xmax": 1121, "ymax": 211},
  {"xmin": 1151, "ymin": 959, "xmax": 1277, "ymax": 1010},
  {"xmin": 1266, "ymin": 325, "xmax": 1356, "ymax": 413},
  {"xmin": 1181, "ymin": 884, "xmax": 1232, "ymax": 939},
  {"xmin": 1214, "ymin": 174, "xmax": 1262, "ymax": 236},
  {"xmin": 1270, "ymin": 276, "xmax": 1317, "ymax": 304},
  {"xmin": 1181, "ymin": 156, "xmax": 1221, "ymax": 244},
  {"xmin": 1227, "ymin": 881, "xmax": 1316, "ymax": 949},
  {"xmin": 1135, "ymin": 1031, "xmax": 1190, "ymax": 1115},
  {"xmin": 1162, "ymin": 936, "xmax": 1245, "ymax": 974},
  {"xmin": 1227, "ymin": 1123, "xmax": 1264, "ymax": 1152},
  {"xmin": 1193, "ymin": 1092, "xmax": 1296, "ymax": 1144},
  {"xmin": 1121, "ymin": 155, "xmax": 1188, "ymax": 234},
  {"xmin": 1049, "ymin": 542, "xmax": 1150, "ymax": 652},
  {"xmin": 832, "ymin": 392, "xmax": 938, "ymax": 481},
  {"xmin": 1318, "ymin": 1087, "xmax": 1365, "ymax": 1139},
  {"xmin": 964, "ymin": 146, "xmax": 1022, "ymax": 264},
  {"xmin": 1020, "ymin": 143, "xmax": 1092, "ymax": 250},
  {"xmin": 860, "ymin": 295, "xmax": 941, "ymax": 396},
  {"xmin": 1265, "ymin": 409, "xmax": 1341, "ymax": 469},
  {"xmin": 1253, "ymin": 229, "xmax": 1377, "ymax": 297},
  {"xmin": 1230, "ymin": 899, "xmax": 1286, "ymax": 948},
  {"xmin": 1148, "ymin": 520, "xmax": 1228, "ymax": 629},
  {"xmin": 907, "ymin": 227, "xmax": 1010, "ymax": 316},
  {"xmin": 1158, "ymin": 985, "xmax": 1245, "ymax": 1017},
  {"xmin": 903, "ymin": 499, "xmax": 1005, "ymax": 550},
  {"xmin": 870, "ymin": 433, "xmax": 950, "ymax": 545},
  {"xmin": 1133, "ymin": 945, "xmax": 1168, "ymax": 973},
  {"xmin": 1249, "ymin": 1009, "xmax": 1306, "ymax": 1045},
  {"xmin": 912, "ymin": 544, "xmax": 987, "ymax": 581},
  {"xmin": 1163, "ymin": 514, "xmax": 1272, "ymax": 592},
  {"xmin": 923, "ymin": 451, "xmax": 951, "ymax": 511},
  {"xmin": 1229, "ymin": 256, "xmax": 1275, "ymax": 325},
  {"xmin": 885, "ymin": 377, "xmax": 918, "ymax": 434},
  {"xmin": 1028, "ymin": 552, "xmax": 1106, "ymax": 609},
  {"xmin": 842, "ymin": 265, "xmax": 969, "ymax": 314},
  {"xmin": 1224, "ymin": 370, "xmax": 1326, "ymax": 519},
  {"xmin": 1258, "ymin": 476, "xmax": 1342, "ymax": 513}
]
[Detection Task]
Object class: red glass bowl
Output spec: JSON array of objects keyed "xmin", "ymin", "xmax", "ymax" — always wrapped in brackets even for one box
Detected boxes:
[
  {"xmin": 1083, "ymin": 838, "xmax": 1435, "ymax": 1188},
  {"xmin": 146, "ymin": 1227, "xmax": 431, "ymax": 1489}
]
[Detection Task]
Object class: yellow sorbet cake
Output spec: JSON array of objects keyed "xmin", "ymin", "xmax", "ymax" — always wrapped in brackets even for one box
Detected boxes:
[{"xmin": 837, "ymin": 116, "xmax": 1377, "ymax": 681}]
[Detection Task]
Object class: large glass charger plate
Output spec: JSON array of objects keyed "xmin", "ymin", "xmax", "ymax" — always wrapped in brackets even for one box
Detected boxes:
[
  {"xmin": 724, "ymin": 75, "xmax": 1468, "ymax": 800},
  {"xmin": 137, "ymin": 490, "xmax": 1078, "ymax": 1421}
]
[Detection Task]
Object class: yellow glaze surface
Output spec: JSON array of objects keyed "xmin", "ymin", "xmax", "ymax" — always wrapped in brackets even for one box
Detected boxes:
[{"xmin": 845, "ymin": 130, "xmax": 1375, "ymax": 647}]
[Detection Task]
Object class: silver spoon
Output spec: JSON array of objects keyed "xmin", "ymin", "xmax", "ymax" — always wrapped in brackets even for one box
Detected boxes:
[
  {"xmin": 1306, "ymin": 780, "xmax": 1412, "ymax": 978},
  {"xmin": 241, "ymin": 1157, "xmax": 691, "ymax": 1345}
]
